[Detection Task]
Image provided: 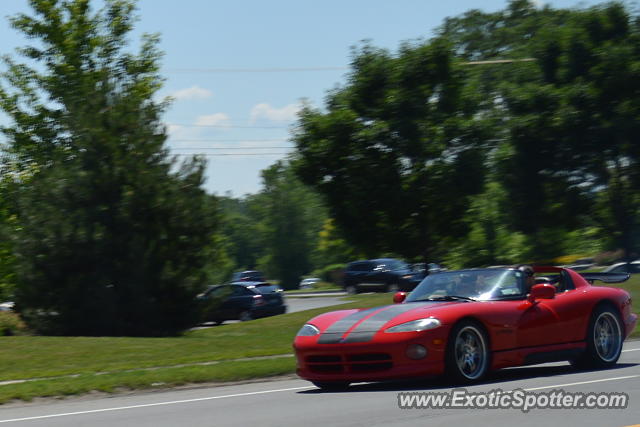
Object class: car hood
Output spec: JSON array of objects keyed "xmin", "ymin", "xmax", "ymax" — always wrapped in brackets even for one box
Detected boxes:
[{"xmin": 309, "ymin": 301, "xmax": 464, "ymax": 344}]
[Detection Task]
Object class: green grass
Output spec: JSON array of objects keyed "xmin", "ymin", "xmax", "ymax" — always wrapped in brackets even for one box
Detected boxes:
[
  {"xmin": 0, "ymin": 277, "xmax": 637, "ymax": 404},
  {"xmin": 0, "ymin": 293, "xmax": 391, "ymax": 403}
]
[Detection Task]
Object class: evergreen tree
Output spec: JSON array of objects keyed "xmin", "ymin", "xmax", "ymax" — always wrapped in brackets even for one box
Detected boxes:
[{"xmin": 0, "ymin": 0, "xmax": 216, "ymax": 335}]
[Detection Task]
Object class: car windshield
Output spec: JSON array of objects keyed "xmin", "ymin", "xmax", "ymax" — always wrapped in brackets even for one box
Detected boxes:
[{"xmin": 406, "ymin": 269, "xmax": 525, "ymax": 302}]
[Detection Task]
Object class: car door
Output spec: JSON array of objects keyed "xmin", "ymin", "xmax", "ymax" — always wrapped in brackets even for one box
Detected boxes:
[{"xmin": 515, "ymin": 272, "xmax": 585, "ymax": 347}]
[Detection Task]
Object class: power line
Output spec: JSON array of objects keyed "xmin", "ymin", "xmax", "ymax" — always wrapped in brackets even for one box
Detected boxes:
[
  {"xmin": 163, "ymin": 59, "xmax": 536, "ymax": 74},
  {"xmin": 172, "ymin": 146, "xmax": 292, "ymax": 150},
  {"xmin": 167, "ymin": 123, "xmax": 290, "ymax": 129},
  {"xmin": 465, "ymin": 58, "xmax": 536, "ymax": 65},
  {"xmin": 165, "ymin": 67, "xmax": 348, "ymax": 73},
  {"xmin": 169, "ymin": 138, "xmax": 288, "ymax": 142},
  {"xmin": 174, "ymin": 152, "xmax": 290, "ymax": 157}
]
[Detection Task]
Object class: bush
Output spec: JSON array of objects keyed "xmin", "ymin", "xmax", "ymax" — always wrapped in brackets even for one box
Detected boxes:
[{"xmin": 0, "ymin": 311, "xmax": 28, "ymax": 336}]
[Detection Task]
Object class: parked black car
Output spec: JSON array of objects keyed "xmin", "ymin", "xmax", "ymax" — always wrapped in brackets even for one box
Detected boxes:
[
  {"xmin": 230, "ymin": 270, "xmax": 266, "ymax": 282},
  {"xmin": 342, "ymin": 258, "xmax": 419, "ymax": 294},
  {"xmin": 198, "ymin": 281, "xmax": 286, "ymax": 324}
]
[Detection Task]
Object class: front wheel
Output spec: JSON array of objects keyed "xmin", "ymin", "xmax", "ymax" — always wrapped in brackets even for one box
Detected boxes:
[
  {"xmin": 445, "ymin": 320, "xmax": 490, "ymax": 383},
  {"xmin": 312, "ymin": 381, "xmax": 350, "ymax": 391},
  {"xmin": 572, "ymin": 305, "xmax": 623, "ymax": 370},
  {"xmin": 345, "ymin": 284, "xmax": 358, "ymax": 295}
]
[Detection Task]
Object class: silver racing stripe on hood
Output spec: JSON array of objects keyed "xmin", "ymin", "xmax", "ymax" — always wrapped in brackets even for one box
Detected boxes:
[
  {"xmin": 341, "ymin": 303, "xmax": 435, "ymax": 343},
  {"xmin": 317, "ymin": 303, "xmax": 436, "ymax": 344},
  {"xmin": 316, "ymin": 307, "xmax": 382, "ymax": 344}
]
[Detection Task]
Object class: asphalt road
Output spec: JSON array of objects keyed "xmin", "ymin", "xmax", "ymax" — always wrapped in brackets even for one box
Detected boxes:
[
  {"xmin": 1, "ymin": 341, "xmax": 638, "ymax": 427},
  {"xmin": 285, "ymin": 295, "xmax": 350, "ymax": 313}
]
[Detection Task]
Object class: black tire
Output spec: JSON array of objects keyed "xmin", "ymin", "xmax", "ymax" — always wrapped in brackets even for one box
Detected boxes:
[
  {"xmin": 312, "ymin": 381, "xmax": 350, "ymax": 391},
  {"xmin": 345, "ymin": 284, "xmax": 358, "ymax": 295},
  {"xmin": 572, "ymin": 304, "xmax": 623, "ymax": 370},
  {"xmin": 445, "ymin": 320, "xmax": 490, "ymax": 383}
]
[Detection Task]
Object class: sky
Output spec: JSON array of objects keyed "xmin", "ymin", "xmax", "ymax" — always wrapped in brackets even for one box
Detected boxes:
[{"xmin": 0, "ymin": 0, "xmax": 606, "ymax": 197}]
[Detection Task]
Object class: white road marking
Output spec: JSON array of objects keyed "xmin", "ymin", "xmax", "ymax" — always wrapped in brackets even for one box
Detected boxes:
[
  {"xmin": 523, "ymin": 375, "xmax": 640, "ymax": 391},
  {"xmin": 0, "ymin": 386, "xmax": 314, "ymax": 424},
  {"xmin": 1, "ymin": 343, "xmax": 638, "ymax": 423}
]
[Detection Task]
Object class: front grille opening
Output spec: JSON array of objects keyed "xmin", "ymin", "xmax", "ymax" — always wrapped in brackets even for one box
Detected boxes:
[
  {"xmin": 309, "ymin": 365, "xmax": 344, "ymax": 373},
  {"xmin": 350, "ymin": 362, "xmax": 393, "ymax": 372},
  {"xmin": 306, "ymin": 355, "xmax": 341, "ymax": 363},
  {"xmin": 347, "ymin": 353, "xmax": 391, "ymax": 362}
]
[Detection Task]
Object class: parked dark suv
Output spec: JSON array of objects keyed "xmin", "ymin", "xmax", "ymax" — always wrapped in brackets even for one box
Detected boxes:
[{"xmin": 342, "ymin": 258, "xmax": 419, "ymax": 294}]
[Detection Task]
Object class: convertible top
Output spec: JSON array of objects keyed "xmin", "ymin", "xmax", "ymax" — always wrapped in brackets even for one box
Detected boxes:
[{"xmin": 579, "ymin": 272, "xmax": 630, "ymax": 284}]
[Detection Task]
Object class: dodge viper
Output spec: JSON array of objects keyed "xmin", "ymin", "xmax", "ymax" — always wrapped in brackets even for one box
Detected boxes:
[{"xmin": 293, "ymin": 266, "xmax": 637, "ymax": 390}]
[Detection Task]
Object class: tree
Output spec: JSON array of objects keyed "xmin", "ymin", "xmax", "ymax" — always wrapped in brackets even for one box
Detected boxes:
[
  {"xmin": 497, "ymin": 2, "xmax": 640, "ymax": 260},
  {"xmin": 255, "ymin": 161, "xmax": 326, "ymax": 289},
  {"xmin": 293, "ymin": 40, "xmax": 492, "ymax": 262},
  {"xmin": 0, "ymin": 0, "xmax": 217, "ymax": 335}
]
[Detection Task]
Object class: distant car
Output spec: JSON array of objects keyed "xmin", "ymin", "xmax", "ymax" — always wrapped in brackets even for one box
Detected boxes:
[
  {"xmin": 603, "ymin": 261, "xmax": 640, "ymax": 274},
  {"xmin": 294, "ymin": 266, "xmax": 637, "ymax": 391},
  {"xmin": 299, "ymin": 278, "xmax": 321, "ymax": 289},
  {"xmin": 342, "ymin": 258, "xmax": 419, "ymax": 294},
  {"xmin": 230, "ymin": 270, "xmax": 265, "ymax": 282},
  {"xmin": 0, "ymin": 301, "xmax": 14, "ymax": 312},
  {"xmin": 198, "ymin": 281, "xmax": 286, "ymax": 324}
]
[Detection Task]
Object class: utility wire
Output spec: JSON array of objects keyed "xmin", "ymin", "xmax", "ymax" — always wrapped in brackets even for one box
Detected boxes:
[
  {"xmin": 163, "ymin": 59, "xmax": 536, "ymax": 74},
  {"xmin": 169, "ymin": 138, "xmax": 288, "ymax": 142},
  {"xmin": 175, "ymin": 152, "xmax": 290, "ymax": 157},
  {"xmin": 167, "ymin": 123, "xmax": 290, "ymax": 129},
  {"xmin": 171, "ymin": 146, "xmax": 292, "ymax": 150}
]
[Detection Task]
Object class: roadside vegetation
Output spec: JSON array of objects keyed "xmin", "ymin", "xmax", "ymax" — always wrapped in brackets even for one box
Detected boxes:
[
  {"xmin": 0, "ymin": 293, "xmax": 389, "ymax": 404},
  {"xmin": 1, "ymin": 279, "xmax": 639, "ymax": 404}
]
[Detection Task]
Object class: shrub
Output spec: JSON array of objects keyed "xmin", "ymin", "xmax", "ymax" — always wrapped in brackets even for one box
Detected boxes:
[{"xmin": 0, "ymin": 311, "xmax": 28, "ymax": 336}]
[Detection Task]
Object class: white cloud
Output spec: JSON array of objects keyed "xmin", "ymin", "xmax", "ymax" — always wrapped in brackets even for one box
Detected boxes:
[
  {"xmin": 195, "ymin": 113, "xmax": 231, "ymax": 128},
  {"xmin": 250, "ymin": 102, "xmax": 301, "ymax": 123},
  {"xmin": 170, "ymin": 86, "xmax": 213, "ymax": 100}
]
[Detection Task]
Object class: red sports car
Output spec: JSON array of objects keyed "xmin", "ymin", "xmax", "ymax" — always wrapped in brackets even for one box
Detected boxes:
[{"xmin": 293, "ymin": 266, "xmax": 637, "ymax": 390}]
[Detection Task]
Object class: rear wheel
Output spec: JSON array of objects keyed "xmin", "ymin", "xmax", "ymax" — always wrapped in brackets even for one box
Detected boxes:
[
  {"xmin": 345, "ymin": 284, "xmax": 358, "ymax": 295},
  {"xmin": 445, "ymin": 320, "xmax": 490, "ymax": 383},
  {"xmin": 572, "ymin": 305, "xmax": 623, "ymax": 370},
  {"xmin": 312, "ymin": 381, "xmax": 350, "ymax": 391}
]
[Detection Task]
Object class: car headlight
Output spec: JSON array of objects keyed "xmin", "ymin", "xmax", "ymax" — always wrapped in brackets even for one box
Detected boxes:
[
  {"xmin": 296, "ymin": 323, "xmax": 320, "ymax": 336},
  {"xmin": 384, "ymin": 318, "xmax": 441, "ymax": 333}
]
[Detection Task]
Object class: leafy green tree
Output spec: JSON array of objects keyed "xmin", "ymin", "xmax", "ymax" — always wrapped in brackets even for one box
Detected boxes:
[
  {"xmin": 498, "ymin": 2, "xmax": 640, "ymax": 259},
  {"xmin": 293, "ymin": 40, "xmax": 492, "ymax": 262},
  {"xmin": 255, "ymin": 161, "xmax": 326, "ymax": 289},
  {"xmin": 0, "ymin": 0, "xmax": 217, "ymax": 335}
]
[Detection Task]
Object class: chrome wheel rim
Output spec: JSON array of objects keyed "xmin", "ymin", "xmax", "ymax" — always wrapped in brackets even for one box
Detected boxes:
[
  {"xmin": 455, "ymin": 326, "xmax": 487, "ymax": 379},
  {"xmin": 593, "ymin": 312, "xmax": 622, "ymax": 362}
]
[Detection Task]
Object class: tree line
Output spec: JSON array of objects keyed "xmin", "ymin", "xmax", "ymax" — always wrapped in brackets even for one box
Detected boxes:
[{"xmin": 0, "ymin": 0, "xmax": 637, "ymax": 336}]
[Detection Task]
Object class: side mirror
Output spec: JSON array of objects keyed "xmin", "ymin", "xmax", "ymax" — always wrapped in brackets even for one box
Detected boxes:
[
  {"xmin": 527, "ymin": 284, "xmax": 556, "ymax": 303},
  {"xmin": 393, "ymin": 292, "xmax": 407, "ymax": 304}
]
